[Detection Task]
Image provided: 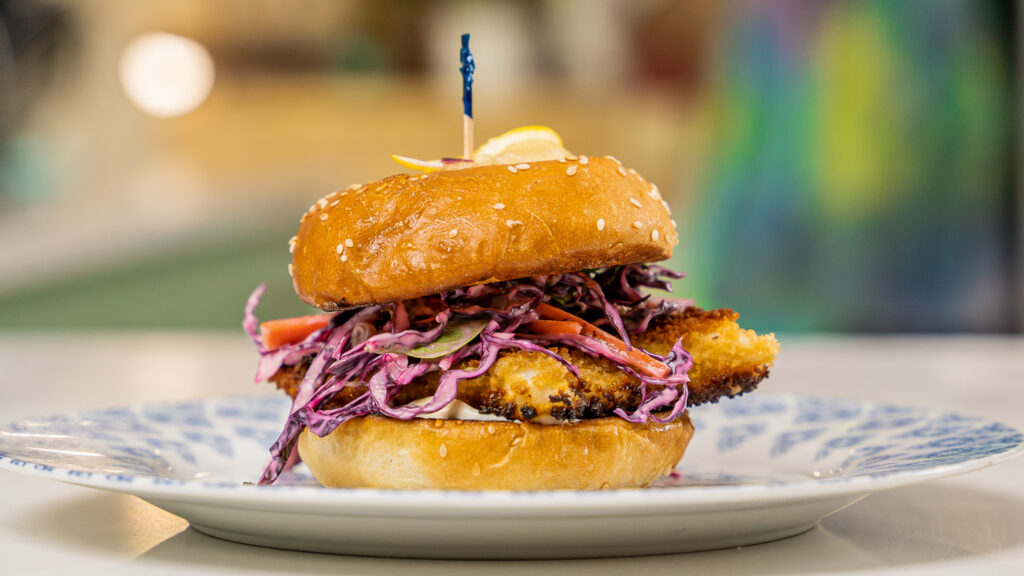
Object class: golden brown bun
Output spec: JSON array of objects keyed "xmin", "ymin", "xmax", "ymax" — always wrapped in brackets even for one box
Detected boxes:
[
  {"xmin": 297, "ymin": 413, "xmax": 693, "ymax": 490},
  {"xmin": 291, "ymin": 157, "xmax": 678, "ymax": 310}
]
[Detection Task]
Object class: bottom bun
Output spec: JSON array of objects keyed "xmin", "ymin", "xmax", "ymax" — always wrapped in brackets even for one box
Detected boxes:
[{"xmin": 297, "ymin": 413, "xmax": 694, "ymax": 490}]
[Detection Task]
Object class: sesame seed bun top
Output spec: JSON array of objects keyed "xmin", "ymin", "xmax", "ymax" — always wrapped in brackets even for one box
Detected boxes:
[{"xmin": 290, "ymin": 156, "xmax": 678, "ymax": 310}]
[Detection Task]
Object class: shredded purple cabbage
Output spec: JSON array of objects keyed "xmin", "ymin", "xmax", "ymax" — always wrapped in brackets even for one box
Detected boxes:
[{"xmin": 244, "ymin": 265, "xmax": 694, "ymax": 484}]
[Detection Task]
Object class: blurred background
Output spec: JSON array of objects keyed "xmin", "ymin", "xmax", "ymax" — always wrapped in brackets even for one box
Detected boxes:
[{"xmin": 0, "ymin": 0, "xmax": 1018, "ymax": 334}]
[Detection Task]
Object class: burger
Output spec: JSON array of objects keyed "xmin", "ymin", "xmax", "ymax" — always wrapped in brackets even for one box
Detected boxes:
[{"xmin": 244, "ymin": 131, "xmax": 779, "ymax": 490}]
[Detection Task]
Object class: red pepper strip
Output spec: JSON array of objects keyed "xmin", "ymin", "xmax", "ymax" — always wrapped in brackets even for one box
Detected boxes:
[
  {"xmin": 527, "ymin": 319, "xmax": 583, "ymax": 336},
  {"xmin": 533, "ymin": 303, "xmax": 670, "ymax": 379},
  {"xmin": 260, "ymin": 313, "xmax": 335, "ymax": 351}
]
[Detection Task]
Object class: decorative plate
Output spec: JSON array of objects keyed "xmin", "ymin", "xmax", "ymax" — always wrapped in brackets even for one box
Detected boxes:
[{"xmin": 1, "ymin": 393, "xmax": 1020, "ymax": 559}]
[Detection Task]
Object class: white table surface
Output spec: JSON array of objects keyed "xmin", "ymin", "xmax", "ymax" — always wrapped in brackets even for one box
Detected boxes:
[{"xmin": 1, "ymin": 332, "xmax": 1022, "ymax": 575}]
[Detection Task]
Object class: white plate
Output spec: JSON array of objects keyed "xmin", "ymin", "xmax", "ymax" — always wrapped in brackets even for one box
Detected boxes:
[{"xmin": 1, "ymin": 393, "xmax": 1021, "ymax": 559}]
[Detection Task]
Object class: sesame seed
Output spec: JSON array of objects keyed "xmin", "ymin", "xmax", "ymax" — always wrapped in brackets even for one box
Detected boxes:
[
  {"xmin": 288, "ymin": 236, "xmax": 297, "ymax": 253},
  {"xmin": 493, "ymin": 203, "xmax": 505, "ymax": 210},
  {"xmin": 515, "ymin": 163, "xmax": 530, "ymax": 170},
  {"xmin": 341, "ymin": 254, "xmax": 348, "ymax": 262},
  {"xmin": 335, "ymin": 244, "xmax": 344, "ymax": 254},
  {"xmin": 651, "ymin": 229, "xmax": 660, "ymax": 241},
  {"xmin": 319, "ymin": 213, "xmax": 329, "ymax": 221},
  {"xmin": 318, "ymin": 198, "xmax": 328, "ymax": 209},
  {"xmin": 348, "ymin": 184, "xmax": 360, "ymax": 191},
  {"xmin": 606, "ymin": 155, "xmax": 621, "ymax": 164},
  {"xmin": 671, "ymin": 219, "xmax": 678, "ymax": 229},
  {"xmin": 579, "ymin": 155, "xmax": 589, "ymax": 165},
  {"xmin": 566, "ymin": 155, "xmax": 578, "ymax": 161},
  {"xmin": 449, "ymin": 229, "xmax": 458, "ymax": 238},
  {"xmin": 629, "ymin": 168, "xmax": 638, "ymax": 176},
  {"xmin": 597, "ymin": 218, "xmax": 605, "ymax": 231},
  {"xmin": 508, "ymin": 166, "xmax": 518, "ymax": 173},
  {"xmin": 287, "ymin": 263, "xmax": 294, "ymax": 277},
  {"xmin": 662, "ymin": 200, "xmax": 672, "ymax": 214},
  {"xmin": 649, "ymin": 185, "xmax": 661, "ymax": 200},
  {"xmin": 330, "ymin": 200, "xmax": 339, "ymax": 207},
  {"xmin": 439, "ymin": 443, "xmax": 448, "ymax": 458},
  {"xmin": 566, "ymin": 164, "xmax": 578, "ymax": 176},
  {"xmin": 344, "ymin": 238, "xmax": 354, "ymax": 248},
  {"xmin": 505, "ymin": 219, "xmax": 523, "ymax": 228},
  {"xmin": 558, "ymin": 158, "xmax": 567, "ymax": 163},
  {"xmin": 630, "ymin": 198, "xmax": 642, "ymax": 208},
  {"xmin": 633, "ymin": 220, "xmax": 643, "ymax": 229},
  {"xmin": 618, "ymin": 166, "xmax": 627, "ymax": 177}
]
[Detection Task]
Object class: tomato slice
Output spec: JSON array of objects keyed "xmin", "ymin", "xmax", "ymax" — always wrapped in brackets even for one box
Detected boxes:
[{"xmin": 260, "ymin": 313, "xmax": 334, "ymax": 351}]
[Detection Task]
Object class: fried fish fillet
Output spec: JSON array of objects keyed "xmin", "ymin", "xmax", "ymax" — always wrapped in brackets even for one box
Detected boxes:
[
  {"xmin": 634, "ymin": 307, "xmax": 779, "ymax": 406},
  {"xmin": 270, "ymin": 307, "xmax": 779, "ymax": 421}
]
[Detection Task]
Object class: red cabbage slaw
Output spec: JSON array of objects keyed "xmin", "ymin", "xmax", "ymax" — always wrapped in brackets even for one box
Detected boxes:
[{"xmin": 245, "ymin": 265, "xmax": 693, "ymax": 484}]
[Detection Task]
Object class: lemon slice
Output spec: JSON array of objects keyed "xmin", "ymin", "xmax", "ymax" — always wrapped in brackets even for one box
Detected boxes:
[
  {"xmin": 472, "ymin": 125, "xmax": 569, "ymax": 164},
  {"xmin": 391, "ymin": 125, "xmax": 572, "ymax": 172},
  {"xmin": 391, "ymin": 154, "xmax": 446, "ymax": 173}
]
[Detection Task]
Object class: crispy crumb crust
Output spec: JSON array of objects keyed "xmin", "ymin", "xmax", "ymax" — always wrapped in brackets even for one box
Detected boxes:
[
  {"xmin": 270, "ymin": 307, "xmax": 779, "ymax": 421},
  {"xmin": 633, "ymin": 307, "xmax": 779, "ymax": 406}
]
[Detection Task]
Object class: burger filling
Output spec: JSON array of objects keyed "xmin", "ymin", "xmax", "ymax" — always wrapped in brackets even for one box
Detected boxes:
[{"xmin": 245, "ymin": 264, "xmax": 777, "ymax": 484}]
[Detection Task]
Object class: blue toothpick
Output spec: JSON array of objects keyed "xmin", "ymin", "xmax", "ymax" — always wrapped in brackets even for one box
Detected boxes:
[{"xmin": 460, "ymin": 33, "xmax": 475, "ymax": 159}]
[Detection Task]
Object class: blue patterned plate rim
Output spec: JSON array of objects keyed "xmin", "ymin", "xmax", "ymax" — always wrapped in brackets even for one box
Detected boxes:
[{"xmin": 0, "ymin": 393, "xmax": 1021, "ymax": 514}]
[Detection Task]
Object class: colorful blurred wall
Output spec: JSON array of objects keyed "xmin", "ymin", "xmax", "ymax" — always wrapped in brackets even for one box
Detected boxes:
[
  {"xmin": 0, "ymin": 0, "xmax": 1018, "ymax": 333},
  {"xmin": 687, "ymin": 0, "xmax": 1017, "ymax": 333}
]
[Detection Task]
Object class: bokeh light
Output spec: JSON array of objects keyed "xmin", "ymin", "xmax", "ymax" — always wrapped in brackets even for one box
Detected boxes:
[{"xmin": 118, "ymin": 32, "xmax": 215, "ymax": 118}]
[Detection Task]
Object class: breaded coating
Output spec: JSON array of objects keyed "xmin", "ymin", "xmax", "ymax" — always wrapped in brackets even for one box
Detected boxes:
[
  {"xmin": 634, "ymin": 308, "xmax": 780, "ymax": 406},
  {"xmin": 270, "ymin": 307, "xmax": 779, "ymax": 421}
]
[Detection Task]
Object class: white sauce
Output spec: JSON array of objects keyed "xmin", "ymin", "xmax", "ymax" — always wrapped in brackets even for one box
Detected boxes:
[
  {"xmin": 530, "ymin": 415, "xmax": 568, "ymax": 425},
  {"xmin": 408, "ymin": 397, "xmax": 506, "ymax": 422},
  {"xmin": 408, "ymin": 397, "xmax": 570, "ymax": 425}
]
